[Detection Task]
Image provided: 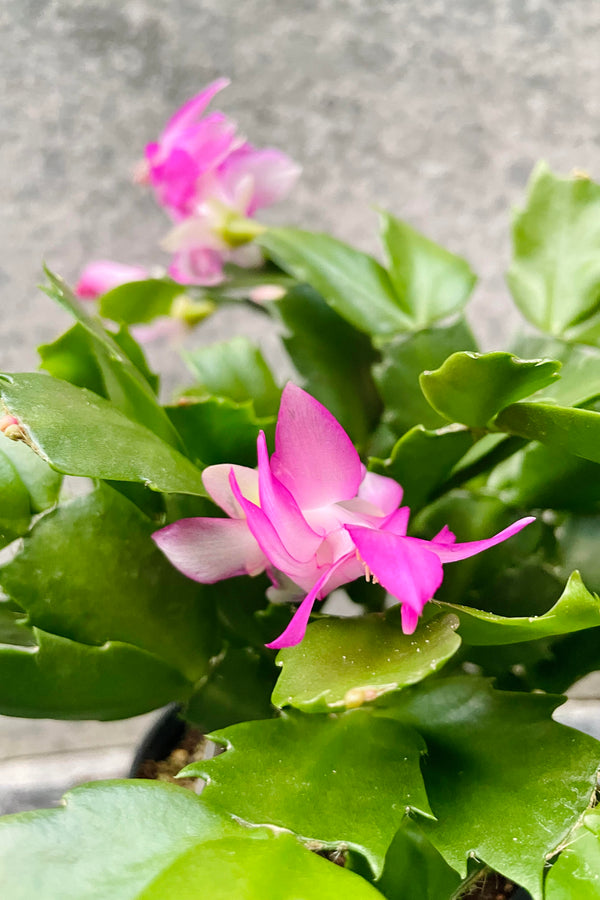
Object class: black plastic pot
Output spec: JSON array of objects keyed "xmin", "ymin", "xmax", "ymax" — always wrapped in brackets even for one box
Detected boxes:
[{"xmin": 129, "ymin": 703, "xmax": 186, "ymax": 778}]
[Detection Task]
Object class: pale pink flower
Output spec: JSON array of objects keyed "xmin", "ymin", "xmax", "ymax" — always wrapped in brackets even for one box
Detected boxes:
[
  {"xmin": 75, "ymin": 261, "xmax": 148, "ymax": 300},
  {"xmin": 153, "ymin": 385, "xmax": 534, "ymax": 649}
]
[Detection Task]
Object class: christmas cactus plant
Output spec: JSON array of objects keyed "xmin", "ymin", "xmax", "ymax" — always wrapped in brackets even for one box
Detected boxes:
[{"xmin": 1, "ymin": 81, "xmax": 600, "ymax": 898}]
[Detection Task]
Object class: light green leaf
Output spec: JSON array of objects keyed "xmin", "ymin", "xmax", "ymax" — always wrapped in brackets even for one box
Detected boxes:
[
  {"xmin": 379, "ymin": 211, "xmax": 476, "ymax": 327},
  {"xmin": 183, "ymin": 336, "xmax": 280, "ymax": 418},
  {"xmin": 512, "ymin": 336, "xmax": 600, "ymax": 408},
  {"xmin": 259, "ymin": 227, "xmax": 413, "ymax": 336},
  {"xmin": 0, "ymin": 432, "xmax": 61, "ymax": 514},
  {"xmin": 0, "ymin": 780, "xmax": 385, "ymax": 899},
  {"xmin": 112, "ymin": 325, "xmax": 160, "ymax": 393},
  {"xmin": 376, "ymin": 819, "xmax": 461, "ymax": 900},
  {"xmin": 507, "ymin": 163, "xmax": 600, "ymax": 335},
  {"xmin": 432, "ymin": 571, "xmax": 600, "ymax": 645},
  {"xmin": 419, "ymin": 351, "xmax": 561, "ymax": 428},
  {"xmin": 272, "ymin": 610, "xmax": 461, "ymax": 713},
  {"xmin": 39, "ymin": 322, "xmax": 159, "ymax": 397},
  {"xmin": 99, "ymin": 278, "xmax": 185, "ymax": 324},
  {"xmin": 369, "ymin": 425, "xmax": 473, "ymax": 510},
  {"xmin": 39, "ymin": 323, "xmax": 105, "ymax": 394},
  {"xmin": 545, "ymin": 809, "xmax": 600, "ymax": 899},
  {"xmin": 380, "ymin": 677, "xmax": 600, "ymax": 898},
  {"xmin": 0, "ymin": 483, "xmax": 218, "ymax": 681},
  {"xmin": 495, "ymin": 401, "xmax": 600, "ymax": 467},
  {"xmin": 166, "ymin": 397, "xmax": 273, "ymax": 468},
  {"xmin": 43, "ymin": 270, "xmax": 181, "ymax": 448},
  {"xmin": 0, "ymin": 373, "xmax": 206, "ymax": 494},
  {"xmin": 273, "ymin": 285, "xmax": 382, "ymax": 446},
  {"xmin": 0, "ymin": 449, "xmax": 32, "ymax": 548},
  {"xmin": 183, "ymin": 709, "xmax": 432, "ymax": 876},
  {"xmin": 373, "ymin": 319, "xmax": 478, "ymax": 441},
  {"xmin": 0, "ymin": 624, "xmax": 193, "ymax": 719}
]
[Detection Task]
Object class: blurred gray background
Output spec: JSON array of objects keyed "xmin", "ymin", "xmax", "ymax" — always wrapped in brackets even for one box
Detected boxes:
[
  {"xmin": 1, "ymin": 0, "xmax": 600, "ymax": 810},
  {"xmin": 2, "ymin": 0, "xmax": 600, "ymax": 374}
]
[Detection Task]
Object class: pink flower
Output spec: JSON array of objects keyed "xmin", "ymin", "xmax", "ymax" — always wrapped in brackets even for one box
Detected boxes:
[
  {"xmin": 75, "ymin": 261, "xmax": 148, "ymax": 300},
  {"xmin": 144, "ymin": 79, "xmax": 300, "ymax": 223},
  {"xmin": 153, "ymin": 385, "xmax": 534, "ymax": 649}
]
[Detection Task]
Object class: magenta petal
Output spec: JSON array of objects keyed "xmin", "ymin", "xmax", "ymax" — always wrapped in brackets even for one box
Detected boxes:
[
  {"xmin": 229, "ymin": 470, "xmax": 318, "ymax": 584},
  {"xmin": 256, "ymin": 431, "xmax": 322, "ymax": 562},
  {"xmin": 417, "ymin": 516, "xmax": 536, "ymax": 564},
  {"xmin": 265, "ymin": 554, "xmax": 350, "ymax": 649},
  {"xmin": 432, "ymin": 525, "xmax": 456, "ymax": 545},
  {"xmin": 347, "ymin": 526, "xmax": 443, "ymax": 623},
  {"xmin": 382, "ymin": 506, "xmax": 411, "ymax": 536},
  {"xmin": 161, "ymin": 79, "xmax": 230, "ymax": 148},
  {"xmin": 401, "ymin": 604, "xmax": 420, "ymax": 634},
  {"xmin": 265, "ymin": 590, "xmax": 318, "ymax": 650},
  {"xmin": 358, "ymin": 471, "xmax": 403, "ymax": 516},
  {"xmin": 152, "ymin": 517, "xmax": 266, "ymax": 583},
  {"xmin": 270, "ymin": 384, "xmax": 363, "ymax": 508}
]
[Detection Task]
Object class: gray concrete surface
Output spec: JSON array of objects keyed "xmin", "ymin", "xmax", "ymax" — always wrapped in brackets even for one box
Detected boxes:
[
  {"xmin": 1, "ymin": 1, "xmax": 600, "ymax": 813},
  {"xmin": 2, "ymin": 0, "xmax": 600, "ymax": 375}
]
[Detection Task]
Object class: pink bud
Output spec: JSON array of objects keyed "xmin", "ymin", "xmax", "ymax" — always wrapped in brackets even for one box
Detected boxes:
[{"xmin": 0, "ymin": 415, "xmax": 19, "ymax": 433}]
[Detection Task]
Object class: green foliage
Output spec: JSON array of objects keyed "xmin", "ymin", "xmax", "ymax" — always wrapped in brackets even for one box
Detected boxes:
[
  {"xmin": 0, "ymin": 373, "xmax": 206, "ymax": 494},
  {"xmin": 379, "ymin": 211, "xmax": 476, "ymax": 327},
  {"xmin": 99, "ymin": 278, "xmax": 185, "ymax": 324},
  {"xmin": 513, "ymin": 335, "xmax": 600, "ymax": 408},
  {"xmin": 507, "ymin": 163, "xmax": 600, "ymax": 337},
  {"xmin": 271, "ymin": 610, "xmax": 461, "ymax": 713},
  {"xmin": 0, "ymin": 434, "xmax": 61, "ymax": 513},
  {"xmin": 259, "ymin": 227, "xmax": 413, "ymax": 336},
  {"xmin": 381, "ymin": 677, "xmax": 600, "ymax": 898},
  {"xmin": 0, "ymin": 625, "xmax": 193, "ymax": 719},
  {"xmin": 420, "ymin": 351, "xmax": 561, "ymax": 428},
  {"xmin": 432, "ymin": 571, "xmax": 600, "ymax": 645},
  {"xmin": 495, "ymin": 401, "xmax": 600, "ymax": 468},
  {"xmin": 184, "ymin": 646, "xmax": 277, "ymax": 732},
  {"xmin": 369, "ymin": 424, "xmax": 474, "ymax": 510},
  {"xmin": 183, "ymin": 336, "xmax": 280, "ymax": 417},
  {"xmin": 488, "ymin": 441, "xmax": 600, "ymax": 512},
  {"xmin": 39, "ymin": 323, "xmax": 106, "ymax": 394},
  {"xmin": 42, "ymin": 270, "xmax": 181, "ymax": 447},
  {"xmin": 376, "ymin": 819, "xmax": 461, "ymax": 900},
  {"xmin": 0, "ymin": 781, "xmax": 385, "ymax": 899},
  {"xmin": 0, "ymin": 484, "xmax": 218, "ymax": 682},
  {"xmin": 166, "ymin": 397, "xmax": 273, "ymax": 468},
  {"xmin": 373, "ymin": 318, "xmax": 478, "ymax": 440},
  {"xmin": 545, "ymin": 809, "xmax": 600, "ymax": 899},
  {"xmin": 0, "ymin": 449, "xmax": 34, "ymax": 548},
  {"xmin": 183, "ymin": 709, "xmax": 432, "ymax": 876},
  {"xmin": 272, "ymin": 285, "xmax": 382, "ymax": 446}
]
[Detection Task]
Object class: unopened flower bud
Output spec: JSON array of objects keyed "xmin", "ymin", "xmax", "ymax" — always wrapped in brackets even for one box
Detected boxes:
[
  {"xmin": 170, "ymin": 294, "xmax": 216, "ymax": 327},
  {"xmin": 249, "ymin": 284, "xmax": 286, "ymax": 304},
  {"xmin": 0, "ymin": 415, "xmax": 19, "ymax": 433},
  {"xmin": 0, "ymin": 416, "xmax": 26, "ymax": 442},
  {"xmin": 343, "ymin": 686, "xmax": 381, "ymax": 709}
]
